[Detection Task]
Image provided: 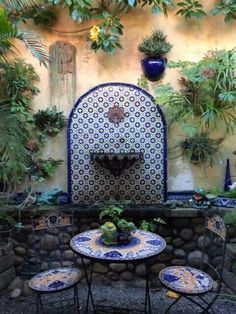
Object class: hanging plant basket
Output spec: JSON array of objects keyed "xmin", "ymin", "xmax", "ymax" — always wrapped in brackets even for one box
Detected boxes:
[
  {"xmin": 180, "ymin": 133, "xmax": 223, "ymax": 166},
  {"xmin": 34, "ymin": 106, "xmax": 66, "ymax": 137}
]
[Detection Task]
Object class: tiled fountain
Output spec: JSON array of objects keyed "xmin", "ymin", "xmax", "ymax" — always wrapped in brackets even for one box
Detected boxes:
[{"xmin": 67, "ymin": 83, "xmax": 167, "ymax": 204}]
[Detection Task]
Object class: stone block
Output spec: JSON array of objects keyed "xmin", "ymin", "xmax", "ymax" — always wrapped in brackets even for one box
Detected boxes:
[
  {"xmin": 158, "ymin": 225, "xmax": 172, "ymax": 237},
  {"xmin": 0, "ymin": 267, "xmax": 16, "ymax": 291},
  {"xmin": 150, "ymin": 263, "xmax": 166, "ymax": 274},
  {"xmin": 63, "ymin": 249, "xmax": 74, "ymax": 259},
  {"xmin": 14, "ymin": 246, "xmax": 26, "ymax": 255},
  {"xmin": 227, "ymin": 243, "xmax": 236, "ymax": 259},
  {"xmin": 165, "ymin": 245, "xmax": 174, "ymax": 254},
  {"xmin": 172, "ymin": 218, "xmax": 190, "ymax": 229},
  {"xmin": 179, "ymin": 228, "xmax": 194, "ymax": 241},
  {"xmin": 174, "ymin": 249, "xmax": 186, "ymax": 258},
  {"xmin": 93, "ymin": 263, "xmax": 108, "ymax": 274},
  {"xmin": 170, "ymin": 259, "xmax": 186, "ymax": 266},
  {"xmin": 232, "ymin": 261, "xmax": 236, "ymax": 275},
  {"xmin": 22, "ymin": 280, "xmax": 33, "ymax": 297},
  {"xmin": 187, "ymin": 250, "xmax": 208, "ymax": 267},
  {"xmin": 7, "ymin": 276, "xmax": 23, "ymax": 291},
  {"xmin": 109, "ymin": 263, "xmax": 126, "ymax": 273},
  {"xmin": 10, "ymin": 288, "xmax": 21, "ymax": 299},
  {"xmin": 120, "ymin": 271, "xmax": 134, "ymax": 281},
  {"xmin": 0, "ymin": 243, "xmax": 13, "ymax": 256},
  {"xmin": 197, "ymin": 235, "xmax": 210, "ymax": 249},
  {"xmin": 107, "ymin": 271, "xmax": 119, "ymax": 282},
  {"xmin": 134, "ymin": 278, "xmax": 146, "ymax": 288},
  {"xmin": 223, "ymin": 268, "xmax": 236, "ymax": 293},
  {"xmin": 182, "ymin": 241, "xmax": 196, "ymax": 251},
  {"xmin": 172, "ymin": 238, "xmax": 184, "ymax": 247},
  {"xmin": 40, "ymin": 234, "xmax": 59, "ymax": 251},
  {"xmin": 0, "ymin": 251, "xmax": 15, "ymax": 273},
  {"xmin": 59, "ymin": 232, "xmax": 71, "ymax": 244},
  {"xmin": 135, "ymin": 264, "xmax": 146, "ymax": 277}
]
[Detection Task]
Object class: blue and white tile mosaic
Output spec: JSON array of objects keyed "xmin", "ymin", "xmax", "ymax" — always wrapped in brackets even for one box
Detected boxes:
[
  {"xmin": 29, "ymin": 267, "xmax": 81, "ymax": 292},
  {"xmin": 159, "ymin": 266, "xmax": 213, "ymax": 294},
  {"xmin": 70, "ymin": 229, "xmax": 166, "ymax": 261},
  {"xmin": 68, "ymin": 83, "xmax": 167, "ymax": 204}
]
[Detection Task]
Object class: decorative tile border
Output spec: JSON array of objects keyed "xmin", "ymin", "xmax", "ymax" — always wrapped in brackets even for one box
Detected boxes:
[{"xmin": 168, "ymin": 191, "xmax": 236, "ymax": 208}]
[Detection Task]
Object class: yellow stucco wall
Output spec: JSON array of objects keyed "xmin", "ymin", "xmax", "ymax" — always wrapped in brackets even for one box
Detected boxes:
[{"xmin": 19, "ymin": 3, "xmax": 236, "ymax": 194}]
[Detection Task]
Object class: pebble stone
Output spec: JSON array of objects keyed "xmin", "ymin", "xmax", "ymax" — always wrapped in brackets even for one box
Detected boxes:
[{"xmin": 10, "ymin": 288, "xmax": 21, "ymax": 299}]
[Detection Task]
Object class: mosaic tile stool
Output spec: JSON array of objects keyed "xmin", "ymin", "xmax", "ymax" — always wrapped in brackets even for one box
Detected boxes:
[
  {"xmin": 28, "ymin": 211, "xmax": 82, "ymax": 314},
  {"xmin": 159, "ymin": 214, "xmax": 228, "ymax": 313}
]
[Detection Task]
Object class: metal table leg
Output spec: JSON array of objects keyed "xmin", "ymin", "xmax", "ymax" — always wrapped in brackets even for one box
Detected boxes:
[
  {"xmin": 145, "ymin": 260, "xmax": 152, "ymax": 314},
  {"xmin": 81, "ymin": 256, "xmax": 95, "ymax": 313}
]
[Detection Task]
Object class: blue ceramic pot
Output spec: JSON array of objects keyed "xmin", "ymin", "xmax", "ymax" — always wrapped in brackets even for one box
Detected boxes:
[
  {"xmin": 57, "ymin": 192, "xmax": 70, "ymax": 204},
  {"xmin": 141, "ymin": 57, "xmax": 167, "ymax": 81}
]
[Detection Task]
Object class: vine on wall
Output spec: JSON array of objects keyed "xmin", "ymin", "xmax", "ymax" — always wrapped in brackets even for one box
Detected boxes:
[{"xmin": 2, "ymin": 1, "xmax": 236, "ymax": 54}]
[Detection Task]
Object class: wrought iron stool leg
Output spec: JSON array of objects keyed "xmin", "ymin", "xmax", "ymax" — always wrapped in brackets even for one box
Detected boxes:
[
  {"xmin": 74, "ymin": 286, "xmax": 81, "ymax": 314},
  {"xmin": 36, "ymin": 293, "xmax": 43, "ymax": 314},
  {"xmin": 185, "ymin": 295, "xmax": 211, "ymax": 313},
  {"xmin": 165, "ymin": 295, "xmax": 181, "ymax": 314},
  {"xmin": 36, "ymin": 293, "xmax": 39, "ymax": 314}
]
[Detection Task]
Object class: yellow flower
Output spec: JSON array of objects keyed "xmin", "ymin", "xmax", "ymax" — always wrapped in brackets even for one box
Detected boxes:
[
  {"xmin": 166, "ymin": 290, "xmax": 180, "ymax": 299},
  {"xmin": 90, "ymin": 25, "xmax": 100, "ymax": 43}
]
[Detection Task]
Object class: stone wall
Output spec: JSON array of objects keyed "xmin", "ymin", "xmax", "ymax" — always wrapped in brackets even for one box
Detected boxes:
[
  {"xmin": 223, "ymin": 239, "xmax": 236, "ymax": 293},
  {"xmin": 9, "ymin": 206, "xmax": 235, "ymax": 289},
  {"xmin": 0, "ymin": 235, "xmax": 16, "ymax": 292}
]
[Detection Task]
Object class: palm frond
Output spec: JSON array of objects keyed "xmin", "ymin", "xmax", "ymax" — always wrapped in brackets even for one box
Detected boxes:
[
  {"xmin": 0, "ymin": 102, "xmax": 31, "ymax": 172},
  {"xmin": 0, "ymin": 31, "xmax": 19, "ymax": 62},
  {"xmin": 18, "ymin": 30, "xmax": 49, "ymax": 67},
  {"xmin": 1, "ymin": 0, "xmax": 44, "ymax": 11}
]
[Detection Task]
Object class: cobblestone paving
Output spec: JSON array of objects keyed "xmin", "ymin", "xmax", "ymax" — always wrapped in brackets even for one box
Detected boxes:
[{"xmin": 0, "ymin": 284, "xmax": 235, "ymax": 314}]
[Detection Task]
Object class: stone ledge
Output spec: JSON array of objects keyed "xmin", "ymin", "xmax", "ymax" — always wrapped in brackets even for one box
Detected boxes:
[{"xmin": 1, "ymin": 204, "xmax": 232, "ymax": 219}]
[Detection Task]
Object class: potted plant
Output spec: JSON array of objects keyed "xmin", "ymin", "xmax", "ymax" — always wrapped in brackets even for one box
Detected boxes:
[
  {"xmin": 180, "ymin": 132, "xmax": 223, "ymax": 166},
  {"xmin": 33, "ymin": 106, "xmax": 66, "ymax": 137},
  {"xmin": 31, "ymin": 158, "xmax": 63, "ymax": 181},
  {"xmin": 155, "ymin": 49, "xmax": 236, "ymax": 133},
  {"xmin": 138, "ymin": 29, "xmax": 172, "ymax": 81},
  {"xmin": 99, "ymin": 202, "xmax": 136, "ymax": 245}
]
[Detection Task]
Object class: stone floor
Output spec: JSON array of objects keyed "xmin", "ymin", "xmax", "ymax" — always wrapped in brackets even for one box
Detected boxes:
[{"xmin": 0, "ymin": 283, "xmax": 235, "ymax": 314}]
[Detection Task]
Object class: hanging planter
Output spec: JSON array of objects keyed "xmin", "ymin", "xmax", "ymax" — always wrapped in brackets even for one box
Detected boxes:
[
  {"xmin": 33, "ymin": 106, "xmax": 66, "ymax": 137},
  {"xmin": 180, "ymin": 132, "xmax": 223, "ymax": 166},
  {"xmin": 138, "ymin": 29, "xmax": 172, "ymax": 81}
]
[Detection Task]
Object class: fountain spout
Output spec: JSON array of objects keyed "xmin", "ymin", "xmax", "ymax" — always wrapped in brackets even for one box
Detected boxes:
[{"xmin": 90, "ymin": 152, "xmax": 143, "ymax": 176}]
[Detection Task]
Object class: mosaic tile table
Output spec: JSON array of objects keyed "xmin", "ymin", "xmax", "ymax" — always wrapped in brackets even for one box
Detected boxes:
[{"xmin": 70, "ymin": 229, "xmax": 166, "ymax": 314}]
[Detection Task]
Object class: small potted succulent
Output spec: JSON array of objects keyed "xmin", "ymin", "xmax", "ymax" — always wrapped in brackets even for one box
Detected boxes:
[
  {"xmin": 99, "ymin": 203, "xmax": 136, "ymax": 245},
  {"xmin": 138, "ymin": 29, "xmax": 172, "ymax": 81}
]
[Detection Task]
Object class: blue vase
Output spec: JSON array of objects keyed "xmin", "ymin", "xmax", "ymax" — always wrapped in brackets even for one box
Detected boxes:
[
  {"xmin": 224, "ymin": 159, "xmax": 232, "ymax": 191},
  {"xmin": 141, "ymin": 57, "xmax": 166, "ymax": 81}
]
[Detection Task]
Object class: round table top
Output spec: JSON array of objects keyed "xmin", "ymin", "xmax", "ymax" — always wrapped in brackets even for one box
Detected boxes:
[{"xmin": 70, "ymin": 229, "xmax": 166, "ymax": 262}]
